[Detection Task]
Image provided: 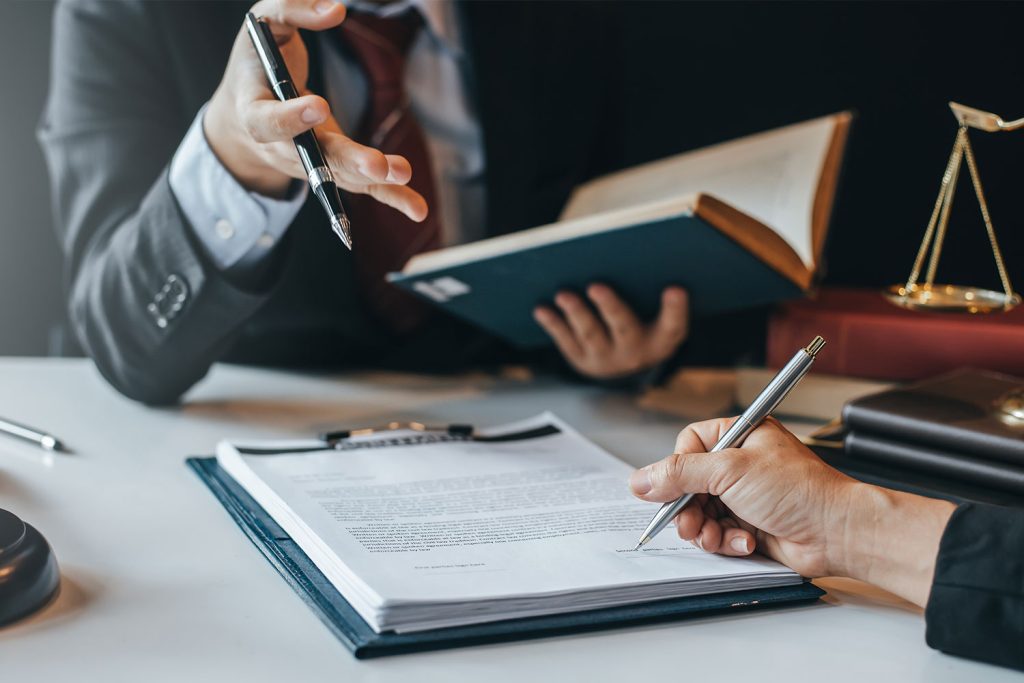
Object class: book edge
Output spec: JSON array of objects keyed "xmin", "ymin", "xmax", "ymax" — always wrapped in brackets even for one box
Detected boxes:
[
  {"xmin": 397, "ymin": 112, "xmax": 852, "ymax": 286},
  {"xmin": 396, "ymin": 194, "xmax": 698, "ymax": 278},
  {"xmin": 811, "ymin": 112, "xmax": 854, "ymax": 270},
  {"xmin": 694, "ymin": 194, "xmax": 813, "ymax": 291}
]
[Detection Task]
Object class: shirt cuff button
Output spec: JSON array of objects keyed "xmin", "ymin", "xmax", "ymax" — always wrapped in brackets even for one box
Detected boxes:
[{"xmin": 214, "ymin": 218, "xmax": 235, "ymax": 240}]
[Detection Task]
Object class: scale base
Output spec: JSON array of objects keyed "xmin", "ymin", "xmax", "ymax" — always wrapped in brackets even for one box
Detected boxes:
[{"xmin": 884, "ymin": 283, "xmax": 1021, "ymax": 314}]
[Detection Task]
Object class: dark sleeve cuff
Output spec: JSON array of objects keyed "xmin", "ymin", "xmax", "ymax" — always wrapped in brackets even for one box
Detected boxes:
[{"xmin": 924, "ymin": 501, "xmax": 1024, "ymax": 671}]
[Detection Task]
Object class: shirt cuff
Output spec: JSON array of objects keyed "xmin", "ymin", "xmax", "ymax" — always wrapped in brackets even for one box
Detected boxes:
[{"xmin": 169, "ymin": 103, "xmax": 307, "ymax": 271}]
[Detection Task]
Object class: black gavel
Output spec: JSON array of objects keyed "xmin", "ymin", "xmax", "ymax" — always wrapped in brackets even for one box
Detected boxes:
[{"xmin": 0, "ymin": 508, "xmax": 59, "ymax": 626}]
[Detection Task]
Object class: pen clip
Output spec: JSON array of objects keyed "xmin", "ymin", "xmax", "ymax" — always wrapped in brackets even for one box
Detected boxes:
[{"xmin": 245, "ymin": 13, "xmax": 280, "ymax": 76}]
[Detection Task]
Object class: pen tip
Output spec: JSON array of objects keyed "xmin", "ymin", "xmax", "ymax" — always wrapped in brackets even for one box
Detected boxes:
[{"xmin": 331, "ymin": 215, "xmax": 353, "ymax": 250}]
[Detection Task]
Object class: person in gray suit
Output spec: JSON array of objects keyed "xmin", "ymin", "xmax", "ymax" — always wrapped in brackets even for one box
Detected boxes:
[{"xmin": 39, "ymin": 0, "xmax": 690, "ymax": 404}]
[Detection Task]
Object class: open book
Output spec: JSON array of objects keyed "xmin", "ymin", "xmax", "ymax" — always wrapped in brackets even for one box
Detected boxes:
[
  {"xmin": 389, "ymin": 113, "xmax": 852, "ymax": 347},
  {"xmin": 216, "ymin": 413, "xmax": 802, "ymax": 634}
]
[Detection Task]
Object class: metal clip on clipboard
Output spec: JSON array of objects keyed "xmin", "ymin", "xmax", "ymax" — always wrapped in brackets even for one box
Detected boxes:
[
  {"xmin": 319, "ymin": 422, "xmax": 562, "ymax": 450},
  {"xmin": 234, "ymin": 422, "xmax": 563, "ymax": 456},
  {"xmin": 319, "ymin": 423, "xmax": 476, "ymax": 451}
]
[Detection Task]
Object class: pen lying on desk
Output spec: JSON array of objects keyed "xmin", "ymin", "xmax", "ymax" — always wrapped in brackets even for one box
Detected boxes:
[
  {"xmin": 633, "ymin": 335, "xmax": 826, "ymax": 550},
  {"xmin": 0, "ymin": 415, "xmax": 65, "ymax": 452}
]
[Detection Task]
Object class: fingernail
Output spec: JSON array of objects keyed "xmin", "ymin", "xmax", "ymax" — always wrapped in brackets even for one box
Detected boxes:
[
  {"xmin": 731, "ymin": 537, "xmax": 750, "ymax": 554},
  {"xmin": 314, "ymin": 0, "xmax": 338, "ymax": 14},
  {"xmin": 629, "ymin": 468, "xmax": 652, "ymax": 495},
  {"xmin": 301, "ymin": 107, "xmax": 323, "ymax": 124}
]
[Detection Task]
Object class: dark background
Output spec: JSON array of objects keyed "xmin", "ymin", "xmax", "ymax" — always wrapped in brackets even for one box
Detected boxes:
[
  {"xmin": 621, "ymin": 1, "xmax": 1024, "ymax": 292},
  {"xmin": 3, "ymin": 1, "xmax": 1023, "ymax": 355}
]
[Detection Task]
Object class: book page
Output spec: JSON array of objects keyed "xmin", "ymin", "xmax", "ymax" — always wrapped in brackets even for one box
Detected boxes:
[
  {"xmin": 218, "ymin": 413, "xmax": 799, "ymax": 633},
  {"xmin": 562, "ymin": 116, "xmax": 839, "ymax": 268}
]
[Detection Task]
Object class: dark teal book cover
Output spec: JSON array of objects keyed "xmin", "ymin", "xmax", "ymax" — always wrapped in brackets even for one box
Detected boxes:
[{"xmin": 389, "ymin": 212, "xmax": 806, "ymax": 348}]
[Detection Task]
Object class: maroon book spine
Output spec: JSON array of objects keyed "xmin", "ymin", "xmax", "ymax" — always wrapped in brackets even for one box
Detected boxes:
[{"xmin": 767, "ymin": 288, "xmax": 1024, "ymax": 381}]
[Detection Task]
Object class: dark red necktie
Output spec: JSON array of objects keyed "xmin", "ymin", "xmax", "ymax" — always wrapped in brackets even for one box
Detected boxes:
[{"xmin": 338, "ymin": 10, "xmax": 441, "ymax": 333}]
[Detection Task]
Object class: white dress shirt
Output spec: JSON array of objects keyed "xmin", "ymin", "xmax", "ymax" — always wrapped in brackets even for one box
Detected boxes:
[{"xmin": 169, "ymin": 0, "xmax": 485, "ymax": 272}]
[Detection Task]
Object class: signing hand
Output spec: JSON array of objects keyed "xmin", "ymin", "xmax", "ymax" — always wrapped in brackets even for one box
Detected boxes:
[
  {"xmin": 630, "ymin": 417, "xmax": 853, "ymax": 577},
  {"xmin": 533, "ymin": 284, "xmax": 689, "ymax": 380},
  {"xmin": 629, "ymin": 417, "xmax": 956, "ymax": 606},
  {"xmin": 204, "ymin": 0, "xmax": 427, "ymax": 220}
]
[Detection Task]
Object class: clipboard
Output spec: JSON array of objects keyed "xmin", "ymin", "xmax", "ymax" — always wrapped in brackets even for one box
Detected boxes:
[{"xmin": 186, "ymin": 422, "xmax": 824, "ymax": 658}]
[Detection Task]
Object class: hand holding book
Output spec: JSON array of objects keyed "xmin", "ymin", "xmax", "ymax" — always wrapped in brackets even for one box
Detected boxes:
[
  {"xmin": 533, "ymin": 284, "xmax": 689, "ymax": 379},
  {"xmin": 388, "ymin": 113, "xmax": 852, "ymax": 349}
]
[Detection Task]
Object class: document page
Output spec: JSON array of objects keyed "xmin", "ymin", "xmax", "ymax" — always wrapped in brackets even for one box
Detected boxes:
[
  {"xmin": 561, "ymin": 116, "xmax": 838, "ymax": 268},
  {"xmin": 218, "ymin": 413, "xmax": 800, "ymax": 632}
]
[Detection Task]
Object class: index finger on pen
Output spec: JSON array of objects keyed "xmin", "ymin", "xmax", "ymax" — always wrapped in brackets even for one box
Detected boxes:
[
  {"xmin": 242, "ymin": 95, "xmax": 330, "ymax": 143},
  {"xmin": 249, "ymin": 0, "xmax": 346, "ymax": 41},
  {"xmin": 673, "ymin": 417, "xmax": 743, "ymax": 455}
]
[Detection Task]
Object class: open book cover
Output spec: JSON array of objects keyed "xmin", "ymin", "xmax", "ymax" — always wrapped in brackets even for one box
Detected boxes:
[
  {"xmin": 187, "ymin": 413, "xmax": 823, "ymax": 656},
  {"xmin": 389, "ymin": 113, "xmax": 852, "ymax": 348}
]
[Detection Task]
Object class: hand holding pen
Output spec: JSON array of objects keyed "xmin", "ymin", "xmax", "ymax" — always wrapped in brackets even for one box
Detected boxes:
[
  {"xmin": 632, "ymin": 336, "xmax": 827, "ymax": 551},
  {"xmin": 628, "ymin": 337, "xmax": 958, "ymax": 609},
  {"xmin": 203, "ymin": 0, "xmax": 428, "ymax": 241}
]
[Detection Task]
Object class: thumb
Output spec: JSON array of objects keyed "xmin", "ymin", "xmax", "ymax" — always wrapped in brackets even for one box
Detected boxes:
[
  {"xmin": 629, "ymin": 451, "xmax": 730, "ymax": 502},
  {"xmin": 251, "ymin": 0, "xmax": 347, "ymax": 41}
]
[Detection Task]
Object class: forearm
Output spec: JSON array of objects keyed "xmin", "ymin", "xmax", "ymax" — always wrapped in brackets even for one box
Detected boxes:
[
  {"xmin": 831, "ymin": 482, "xmax": 956, "ymax": 607},
  {"xmin": 42, "ymin": 2, "xmax": 300, "ymax": 404},
  {"xmin": 67, "ymin": 172, "xmax": 275, "ymax": 404}
]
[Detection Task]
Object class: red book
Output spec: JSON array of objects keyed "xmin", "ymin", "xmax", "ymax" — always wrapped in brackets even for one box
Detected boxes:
[{"xmin": 767, "ymin": 288, "xmax": 1024, "ymax": 381}]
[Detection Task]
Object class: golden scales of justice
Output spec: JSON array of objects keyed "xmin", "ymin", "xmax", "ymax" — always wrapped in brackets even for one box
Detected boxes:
[{"xmin": 885, "ymin": 101, "xmax": 1022, "ymax": 313}]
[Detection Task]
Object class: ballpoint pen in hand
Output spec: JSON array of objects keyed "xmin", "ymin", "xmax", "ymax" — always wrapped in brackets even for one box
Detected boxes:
[
  {"xmin": 633, "ymin": 335, "xmax": 827, "ymax": 550},
  {"xmin": 244, "ymin": 12, "xmax": 353, "ymax": 248}
]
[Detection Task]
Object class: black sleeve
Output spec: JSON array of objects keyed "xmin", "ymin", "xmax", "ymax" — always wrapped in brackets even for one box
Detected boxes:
[
  {"xmin": 38, "ymin": 1, "xmax": 278, "ymax": 405},
  {"xmin": 925, "ymin": 501, "xmax": 1024, "ymax": 671}
]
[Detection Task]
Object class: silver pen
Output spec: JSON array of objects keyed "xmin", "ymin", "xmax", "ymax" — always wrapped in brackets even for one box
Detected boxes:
[
  {"xmin": 0, "ymin": 415, "xmax": 65, "ymax": 452},
  {"xmin": 633, "ymin": 335, "xmax": 826, "ymax": 550}
]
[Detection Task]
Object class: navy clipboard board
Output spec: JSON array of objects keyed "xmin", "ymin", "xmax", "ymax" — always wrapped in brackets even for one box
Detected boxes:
[{"xmin": 187, "ymin": 456, "xmax": 824, "ymax": 658}]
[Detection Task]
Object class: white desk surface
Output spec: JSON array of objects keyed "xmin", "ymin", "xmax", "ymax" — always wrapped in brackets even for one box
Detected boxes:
[{"xmin": 0, "ymin": 358, "xmax": 1015, "ymax": 681}]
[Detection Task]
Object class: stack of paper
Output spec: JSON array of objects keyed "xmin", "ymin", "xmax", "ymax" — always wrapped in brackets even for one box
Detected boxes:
[{"xmin": 217, "ymin": 413, "xmax": 802, "ymax": 633}]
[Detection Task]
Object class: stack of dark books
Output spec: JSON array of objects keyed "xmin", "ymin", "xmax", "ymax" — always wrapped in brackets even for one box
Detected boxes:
[{"xmin": 843, "ymin": 369, "xmax": 1024, "ymax": 495}]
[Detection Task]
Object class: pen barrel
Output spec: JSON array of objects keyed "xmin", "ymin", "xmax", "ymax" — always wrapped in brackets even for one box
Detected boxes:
[
  {"xmin": 0, "ymin": 417, "xmax": 58, "ymax": 451},
  {"xmin": 271, "ymin": 77, "xmax": 299, "ymax": 102},
  {"xmin": 638, "ymin": 344, "xmax": 820, "ymax": 546},
  {"xmin": 292, "ymin": 129, "xmax": 324, "ymax": 176},
  {"xmin": 272, "ymin": 74, "xmax": 328, "ymax": 178},
  {"xmin": 736, "ymin": 348, "xmax": 815, "ymax": 426},
  {"xmin": 312, "ymin": 179, "xmax": 345, "ymax": 220}
]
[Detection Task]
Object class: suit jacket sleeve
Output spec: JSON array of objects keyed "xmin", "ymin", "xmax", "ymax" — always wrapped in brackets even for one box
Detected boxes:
[
  {"xmin": 925, "ymin": 501, "xmax": 1024, "ymax": 671},
  {"xmin": 38, "ymin": 0, "xmax": 281, "ymax": 405}
]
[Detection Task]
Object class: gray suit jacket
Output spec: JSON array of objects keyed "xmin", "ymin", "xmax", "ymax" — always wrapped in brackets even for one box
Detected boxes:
[{"xmin": 39, "ymin": 1, "xmax": 623, "ymax": 404}]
